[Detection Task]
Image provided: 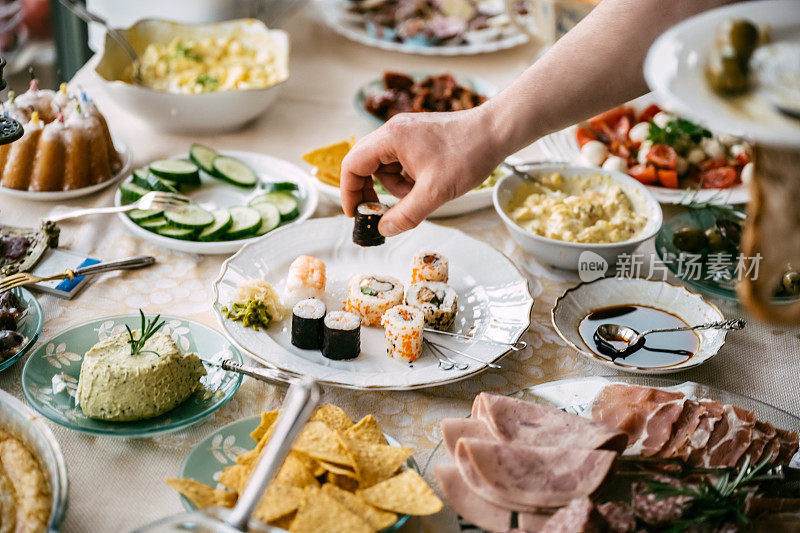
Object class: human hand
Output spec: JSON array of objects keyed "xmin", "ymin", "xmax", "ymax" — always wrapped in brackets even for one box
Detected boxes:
[{"xmin": 340, "ymin": 106, "xmax": 507, "ymax": 237}]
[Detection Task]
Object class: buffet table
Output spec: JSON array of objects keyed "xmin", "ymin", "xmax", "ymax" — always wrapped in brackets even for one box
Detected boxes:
[{"xmin": 1, "ymin": 7, "xmax": 799, "ymax": 533}]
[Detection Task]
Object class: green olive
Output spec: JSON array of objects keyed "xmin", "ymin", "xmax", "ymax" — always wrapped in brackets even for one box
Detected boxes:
[
  {"xmin": 781, "ymin": 271, "xmax": 800, "ymax": 296},
  {"xmin": 673, "ymin": 227, "xmax": 708, "ymax": 253},
  {"xmin": 716, "ymin": 218, "xmax": 743, "ymax": 248},
  {"xmin": 724, "ymin": 19, "xmax": 759, "ymax": 58},
  {"xmin": 706, "ymin": 50, "xmax": 750, "ymax": 94},
  {"xmin": 705, "ymin": 228, "xmax": 730, "ymax": 253}
]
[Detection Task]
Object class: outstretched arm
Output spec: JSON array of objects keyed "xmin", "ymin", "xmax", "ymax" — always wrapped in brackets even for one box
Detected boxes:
[{"xmin": 340, "ymin": 0, "xmax": 734, "ymax": 237}]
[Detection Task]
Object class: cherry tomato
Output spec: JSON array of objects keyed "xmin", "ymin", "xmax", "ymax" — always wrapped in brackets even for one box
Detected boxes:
[
  {"xmin": 700, "ymin": 166, "xmax": 737, "ymax": 188},
  {"xmin": 576, "ymin": 126, "xmax": 596, "ymax": 148},
  {"xmin": 628, "ymin": 164, "xmax": 658, "ymax": 184},
  {"xmin": 589, "ymin": 106, "xmax": 634, "ymax": 127},
  {"xmin": 638, "ymin": 104, "xmax": 662, "ymax": 123},
  {"xmin": 657, "ymin": 169, "xmax": 679, "ymax": 188},
  {"xmin": 646, "ymin": 144, "xmax": 678, "ymax": 170},
  {"xmin": 700, "ymin": 157, "xmax": 729, "ymax": 170},
  {"xmin": 735, "ymin": 151, "xmax": 751, "ymax": 166}
]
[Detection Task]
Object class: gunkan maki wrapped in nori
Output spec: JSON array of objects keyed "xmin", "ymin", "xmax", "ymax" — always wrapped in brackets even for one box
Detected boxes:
[
  {"xmin": 322, "ymin": 311, "xmax": 361, "ymax": 360},
  {"xmin": 291, "ymin": 298, "xmax": 326, "ymax": 349},
  {"xmin": 353, "ymin": 202, "xmax": 389, "ymax": 246}
]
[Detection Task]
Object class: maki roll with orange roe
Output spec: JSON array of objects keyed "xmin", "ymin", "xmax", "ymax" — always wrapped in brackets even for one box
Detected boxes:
[
  {"xmin": 381, "ymin": 305, "xmax": 424, "ymax": 362},
  {"xmin": 411, "ymin": 250, "xmax": 448, "ymax": 283}
]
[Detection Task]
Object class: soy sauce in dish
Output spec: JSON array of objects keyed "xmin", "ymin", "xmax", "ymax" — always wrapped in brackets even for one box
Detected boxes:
[{"xmin": 578, "ymin": 305, "xmax": 699, "ymax": 368}]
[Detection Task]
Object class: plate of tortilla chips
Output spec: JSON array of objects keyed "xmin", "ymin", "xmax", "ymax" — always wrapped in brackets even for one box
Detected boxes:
[
  {"xmin": 303, "ymin": 139, "xmax": 507, "ymax": 218},
  {"xmin": 166, "ymin": 403, "xmax": 443, "ymax": 532}
]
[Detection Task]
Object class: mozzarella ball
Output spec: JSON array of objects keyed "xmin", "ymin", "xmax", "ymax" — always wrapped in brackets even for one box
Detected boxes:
[
  {"xmin": 580, "ymin": 140, "xmax": 609, "ymax": 167},
  {"xmin": 653, "ymin": 111, "xmax": 674, "ymax": 129},
  {"xmin": 602, "ymin": 156, "xmax": 628, "ymax": 174},
  {"xmin": 637, "ymin": 141, "xmax": 653, "ymax": 165},
  {"xmin": 628, "ymin": 122, "xmax": 650, "ymax": 144},
  {"xmin": 676, "ymin": 156, "xmax": 689, "ymax": 175},
  {"xmin": 730, "ymin": 144, "xmax": 749, "ymax": 159},
  {"xmin": 687, "ymin": 147, "xmax": 707, "ymax": 165},
  {"xmin": 701, "ymin": 137, "xmax": 725, "ymax": 159},
  {"xmin": 741, "ymin": 162, "xmax": 754, "ymax": 183},
  {"xmin": 716, "ymin": 133, "xmax": 739, "ymax": 145}
]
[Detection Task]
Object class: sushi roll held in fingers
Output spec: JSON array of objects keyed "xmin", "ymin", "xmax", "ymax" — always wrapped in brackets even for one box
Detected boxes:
[
  {"xmin": 285, "ymin": 255, "xmax": 326, "ymax": 307},
  {"xmin": 411, "ymin": 251, "xmax": 448, "ymax": 283},
  {"xmin": 353, "ymin": 202, "xmax": 389, "ymax": 246},
  {"xmin": 344, "ymin": 273, "xmax": 404, "ymax": 326},
  {"xmin": 322, "ymin": 311, "xmax": 361, "ymax": 360},
  {"xmin": 405, "ymin": 281, "xmax": 458, "ymax": 331},
  {"xmin": 382, "ymin": 305, "xmax": 424, "ymax": 362}
]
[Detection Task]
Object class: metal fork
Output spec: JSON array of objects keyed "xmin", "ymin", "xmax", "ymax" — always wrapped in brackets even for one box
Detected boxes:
[
  {"xmin": 424, "ymin": 339, "xmax": 469, "ymax": 371},
  {"xmin": 0, "ymin": 255, "xmax": 155, "ymax": 291},
  {"xmin": 46, "ymin": 191, "xmax": 191, "ymax": 223}
]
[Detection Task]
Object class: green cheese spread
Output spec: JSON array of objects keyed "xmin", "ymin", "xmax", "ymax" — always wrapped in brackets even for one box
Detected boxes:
[{"xmin": 76, "ymin": 331, "xmax": 206, "ymax": 422}]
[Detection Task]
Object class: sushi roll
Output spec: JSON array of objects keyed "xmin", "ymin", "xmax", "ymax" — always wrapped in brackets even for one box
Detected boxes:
[
  {"xmin": 405, "ymin": 281, "xmax": 458, "ymax": 331},
  {"xmin": 411, "ymin": 250, "xmax": 448, "ymax": 283},
  {"xmin": 285, "ymin": 255, "xmax": 326, "ymax": 306},
  {"xmin": 381, "ymin": 305, "xmax": 424, "ymax": 362},
  {"xmin": 344, "ymin": 273, "xmax": 404, "ymax": 326},
  {"xmin": 322, "ymin": 311, "xmax": 361, "ymax": 360},
  {"xmin": 291, "ymin": 298, "xmax": 326, "ymax": 350},
  {"xmin": 353, "ymin": 202, "xmax": 389, "ymax": 247}
]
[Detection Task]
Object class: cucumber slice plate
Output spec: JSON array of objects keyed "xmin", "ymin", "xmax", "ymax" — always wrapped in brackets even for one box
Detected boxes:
[
  {"xmin": 253, "ymin": 202, "xmax": 281, "ymax": 235},
  {"xmin": 189, "ymin": 143, "xmax": 219, "ymax": 174},
  {"xmin": 249, "ymin": 192, "xmax": 299, "ymax": 221},
  {"xmin": 139, "ymin": 217, "xmax": 168, "ymax": 231},
  {"xmin": 120, "ymin": 181, "xmax": 150, "ymax": 204},
  {"xmin": 212, "ymin": 156, "xmax": 258, "ymax": 188},
  {"xmin": 155, "ymin": 226, "xmax": 199, "ymax": 241},
  {"xmin": 164, "ymin": 205, "xmax": 214, "ymax": 229},
  {"xmin": 224, "ymin": 207, "xmax": 261, "ymax": 240},
  {"xmin": 198, "ymin": 209, "xmax": 233, "ymax": 241},
  {"xmin": 149, "ymin": 159, "xmax": 201, "ymax": 185},
  {"xmin": 263, "ymin": 181, "xmax": 299, "ymax": 192},
  {"xmin": 128, "ymin": 209, "xmax": 163, "ymax": 223}
]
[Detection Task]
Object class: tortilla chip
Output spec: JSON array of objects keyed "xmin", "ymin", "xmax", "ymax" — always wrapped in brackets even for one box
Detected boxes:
[
  {"xmin": 345, "ymin": 438, "xmax": 413, "ymax": 488},
  {"xmin": 311, "ymin": 404, "xmax": 353, "ymax": 432},
  {"xmin": 318, "ymin": 460, "xmax": 358, "ymax": 479},
  {"xmin": 270, "ymin": 513, "xmax": 296, "ymax": 531},
  {"xmin": 165, "ymin": 478, "xmax": 236, "ymax": 510},
  {"xmin": 275, "ymin": 453, "xmax": 320, "ymax": 489},
  {"xmin": 292, "ymin": 421, "xmax": 354, "ymax": 467},
  {"xmin": 250, "ymin": 410, "xmax": 279, "ymax": 442},
  {"xmin": 327, "ymin": 471, "xmax": 359, "ymax": 492},
  {"xmin": 219, "ymin": 464, "xmax": 249, "ymax": 494},
  {"xmin": 289, "ymin": 486, "xmax": 373, "ymax": 533},
  {"xmin": 253, "ymin": 483, "xmax": 306, "ymax": 524},
  {"xmin": 321, "ymin": 483, "xmax": 398, "ymax": 531},
  {"xmin": 345, "ymin": 415, "xmax": 387, "ymax": 445},
  {"xmin": 301, "ymin": 139, "xmax": 353, "ymax": 185},
  {"xmin": 357, "ymin": 470, "xmax": 443, "ymax": 515},
  {"xmin": 316, "ymin": 171, "xmax": 341, "ymax": 187}
]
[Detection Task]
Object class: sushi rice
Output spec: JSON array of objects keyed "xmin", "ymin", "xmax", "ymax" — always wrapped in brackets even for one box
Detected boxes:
[
  {"xmin": 381, "ymin": 305, "xmax": 424, "ymax": 362},
  {"xmin": 405, "ymin": 281, "xmax": 458, "ymax": 331},
  {"xmin": 344, "ymin": 273, "xmax": 404, "ymax": 326},
  {"xmin": 411, "ymin": 250, "xmax": 448, "ymax": 283}
]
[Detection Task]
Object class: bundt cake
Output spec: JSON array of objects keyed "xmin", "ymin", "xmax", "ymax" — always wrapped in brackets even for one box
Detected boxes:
[{"xmin": 0, "ymin": 80, "xmax": 122, "ymax": 192}]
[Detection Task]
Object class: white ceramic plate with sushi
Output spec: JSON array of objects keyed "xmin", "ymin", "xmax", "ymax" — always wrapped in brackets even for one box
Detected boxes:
[
  {"xmin": 212, "ymin": 216, "xmax": 534, "ymax": 390},
  {"xmin": 0, "ymin": 136, "xmax": 131, "ymax": 201}
]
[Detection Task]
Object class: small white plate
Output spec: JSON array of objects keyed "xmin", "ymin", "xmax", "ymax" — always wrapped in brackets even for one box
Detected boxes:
[
  {"xmin": 644, "ymin": 0, "xmax": 800, "ymax": 149},
  {"xmin": 211, "ymin": 216, "xmax": 533, "ymax": 390},
  {"xmin": 0, "ymin": 136, "xmax": 132, "ymax": 201},
  {"xmin": 314, "ymin": 0, "xmax": 529, "ymax": 56},
  {"xmin": 551, "ymin": 277, "xmax": 728, "ymax": 374},
  {"xmin": 538, "ymin": 95, "xmax": 750, "ymax": 205},
  {"xmin": 115, "ymin": 150, "xmax": 318, "ymax": 255}
]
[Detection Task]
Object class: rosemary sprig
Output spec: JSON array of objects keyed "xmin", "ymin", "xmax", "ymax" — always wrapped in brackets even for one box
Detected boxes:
[
  {"xmin": 126, "ymin": 309, "xmax": 166, "ymax": 357},
  {"xmin": 677, "ymin": 189, "xmax": 746, "ymax": 220}
]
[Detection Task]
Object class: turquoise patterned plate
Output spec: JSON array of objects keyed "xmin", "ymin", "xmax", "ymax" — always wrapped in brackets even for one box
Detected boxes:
[
  {"xmin": 0, "ymin": 287, "xmax": 43, "ymax": 373},
  {"xmin": 178, "ymin": 415, "xmax": 414, "ymax": 532},
  {"xmin": 21, "ymin": 314, "xmax": 243, "ymax": 438}
]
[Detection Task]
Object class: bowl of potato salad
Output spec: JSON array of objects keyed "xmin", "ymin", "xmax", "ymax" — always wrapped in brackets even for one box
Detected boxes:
[{"xmin": 93, "ymin": 18, "xmax": 289, "ymax": 133}]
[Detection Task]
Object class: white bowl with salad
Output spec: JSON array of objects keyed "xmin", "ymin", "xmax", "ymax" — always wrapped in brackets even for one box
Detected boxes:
[{"xmin": 114, "ymin": 145, "xmax": 318, "ymax": 255}]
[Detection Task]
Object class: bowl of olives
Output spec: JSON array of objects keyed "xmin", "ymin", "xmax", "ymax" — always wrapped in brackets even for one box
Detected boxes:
[{"xmin": 655, "ymin": 208, "xmax": 800, "ymax": 301}]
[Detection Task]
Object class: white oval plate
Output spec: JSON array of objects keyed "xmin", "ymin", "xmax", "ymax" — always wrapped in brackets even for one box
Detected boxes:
[
  {"xmin": 212, "ymin": 216, "xmax": 533, "ymax": 390},
  {"xmin": 538, "ymin": 94, "xmax": 750, "ymax": 205},
  {"xmin": 551, "ymin": 277, "xmax": 728, "ymax": 374},
  {"xmin": 314, "ymin": 0, "xmax": 529, "ymax": 56},
  {"xmin": 115, "ymin": 150, "xmax": 319, "ymax": 255},
  {"xmin": 644, "ymin": 0, "xmax": 800, "ymax": 149},
  {"xmin": 0, "ymin": 136, "xmax": 132, "ymax": 201}
]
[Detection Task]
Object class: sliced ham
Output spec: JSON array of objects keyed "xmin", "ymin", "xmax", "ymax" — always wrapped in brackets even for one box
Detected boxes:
[
  {"xmin": 473, "ymin": 392, "xmax": 627, "ymax": 453},
  {"xmin": 441, "ymin": 418, "xmax": 494, "ymax": 457},
  {"xmin": 738, "ymin": 420, "xmax": 776, "ymax": 467},
  {"xmin": 700, "ymin": 404, "xmax": 756, "ymax": 467},
  {"xmin": 434, "ymin": 464, "xmax": 512, "ymax": 533},
  {"xmin": 455, "ymin": 438, "xmax": 616, "ymax": 511},
  {"xmin": 657, "ymin": 399, "xmax": 707, "ymax": 459},
  {"xmin": 682, "ymin": 399, "xmax": 725, "ymax": 463},
  {"xmin": 539, "ymin": 497, "xmax": 606, "ymax": 533},
  {"xmin": 761, "ymin": 433, "xmax": 783, "ymax": 465},
  {"xmin": 775, "ymin": 428, "xmax": 800, "ymax": 465},
  {"xmin": 518, "ymin": 512, "xmax": 552, "ymax": 532}
]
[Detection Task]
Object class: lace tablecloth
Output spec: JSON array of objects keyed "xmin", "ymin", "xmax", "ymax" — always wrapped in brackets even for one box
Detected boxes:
[{"xmin": 1, "ymin": 9, "xmax": 798, "ymax": 533}]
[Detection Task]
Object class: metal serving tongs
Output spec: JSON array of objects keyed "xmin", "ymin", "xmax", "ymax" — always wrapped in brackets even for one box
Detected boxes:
[
  {"xmin": 132, "ymin": 376, "xmax": 321, "ymax": 533},
  {"xmin": 203, "ymin": 358, "xmax": 299, "ymax": 387}
]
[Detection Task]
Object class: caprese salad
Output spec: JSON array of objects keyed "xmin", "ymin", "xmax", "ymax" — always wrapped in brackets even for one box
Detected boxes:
[{"xmin": 576, "ymin": 104, "xmax": 753, "ymax": 190}]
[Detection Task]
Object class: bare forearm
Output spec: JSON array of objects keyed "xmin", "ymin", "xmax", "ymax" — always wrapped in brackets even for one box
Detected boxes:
[{"xmin": 484, "ymin": 0, "xmax": 734, "ymax": 155}]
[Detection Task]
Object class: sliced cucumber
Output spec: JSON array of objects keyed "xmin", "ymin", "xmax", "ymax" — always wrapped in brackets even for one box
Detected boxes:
[
  {"xmin": 189, "ymin": 143, "xmax": 218, "ymax": 174},
  {"xmin": 252, "ymin": 202, "xmax": 281, "ymax": 236},
  {"xmin": 155, "ymin": 225, "xmax": 199, "ymax": 241},
  {"xmin": 132, "ymin": 168, "xmax": 151, "ymax": 188},
  {"xmin": 139, "ymin": 217, "xmax": 168, "ymax": 231},
  {"xmin": 149, "ymin": 159, "xmax": 201, "ymax": 185},
  {"xmin": 249, "ymin": 192, "xmax": 299, "ymax": 221},
  {"xmin": 128, "ymin": 209, "xmax": 163, "ymax": 223},
  {"xmin": 120, "ymin": 181, "xmax": 150, "ymax": 204},
  {"xmin": 263, "ymin": 181, "xmax": 299, "ymax": 192},
  {"xmin": 211, "ymin": 156, "xmax": 257, "ymax": 188},
  {"xmin": 198, "ymin": 209, "xmax": 233, "ymax": 241},
  {"xmin": 224, "ymin": 207, "xmax": 261, "ymax": 240},
  {"xmin": 164, "ymin": 205, "xmax": 214, "ymax": 229}
]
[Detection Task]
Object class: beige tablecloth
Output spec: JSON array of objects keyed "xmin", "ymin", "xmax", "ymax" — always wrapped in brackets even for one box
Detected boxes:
[{"xmin": 1, "ymin": 8, "xmax": 799, "ymax": 533}]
